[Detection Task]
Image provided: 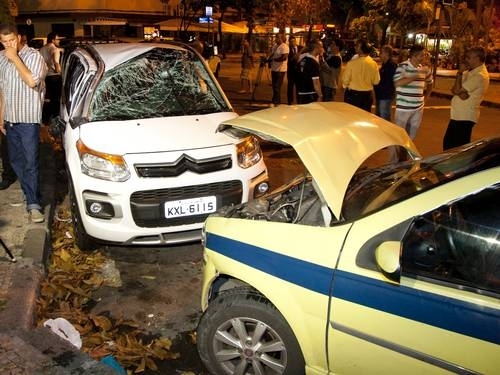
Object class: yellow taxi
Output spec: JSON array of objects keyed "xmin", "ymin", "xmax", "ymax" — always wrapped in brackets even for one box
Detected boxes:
[{"xmin": 196, "ymin": 102, "xmax": 500, "ymax": 374}]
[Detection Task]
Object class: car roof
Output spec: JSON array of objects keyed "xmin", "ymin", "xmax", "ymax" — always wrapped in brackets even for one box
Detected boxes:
[
  {"xmin": 90, "ymin": 42, "xmax": 189, "ymax": 71},
  {"xmin": 218, "ymin": 102, "xmax": 420, "ymax": 218}
]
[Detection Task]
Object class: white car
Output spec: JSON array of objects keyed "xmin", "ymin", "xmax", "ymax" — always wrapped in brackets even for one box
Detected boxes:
[{"xmin": 58, "ymin": 42, "xmax": 268, "ymax": 249}]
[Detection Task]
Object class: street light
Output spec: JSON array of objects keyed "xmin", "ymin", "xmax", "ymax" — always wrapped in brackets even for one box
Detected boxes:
[{"xmin": 206, "ymin": 6, "xmax": 213, "ymax": 49}]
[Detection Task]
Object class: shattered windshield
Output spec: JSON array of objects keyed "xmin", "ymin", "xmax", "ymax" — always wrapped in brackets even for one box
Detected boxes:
[
  {"xmin": 89, "ymin": 47, "xmax": 229, "ymax": 121},
  {"xmin": 342, "ymin": 138, "xmax": 500, "ymax": 221}
]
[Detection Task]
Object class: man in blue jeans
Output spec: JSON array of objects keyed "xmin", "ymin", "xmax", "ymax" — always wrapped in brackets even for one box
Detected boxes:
[{"xmin": 0, "ymin": 24, "xmax": 47, "ymax": 223}]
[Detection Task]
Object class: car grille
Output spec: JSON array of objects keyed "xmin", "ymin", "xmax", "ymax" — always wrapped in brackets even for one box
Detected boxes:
[
  {"xmin": 130, "ymin": 180, "xmax": 243, "ymax": 227},
  {"xmin": 135, "ymin": 154, "xmax": 232, "ymax": 177}
]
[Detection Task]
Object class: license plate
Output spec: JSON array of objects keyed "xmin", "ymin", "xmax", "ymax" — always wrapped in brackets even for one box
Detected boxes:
[{"xmin": 164, "ymin": 196, "xmax": 217, "ymax": 218}]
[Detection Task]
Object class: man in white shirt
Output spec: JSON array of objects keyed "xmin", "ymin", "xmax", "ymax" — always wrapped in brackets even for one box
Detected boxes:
[
  {"xmin": 443, "ymin": 46, "xmax": 489, "ymax": 150},
  {"xmin": 269, "ymin": 33, "xmax": 289, "ymax": 107}
]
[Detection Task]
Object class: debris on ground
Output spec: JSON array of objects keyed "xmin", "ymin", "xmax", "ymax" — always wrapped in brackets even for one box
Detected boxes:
[{"xmin": 36, "ymin": 206, "xmax": 180, "ymax": 373}]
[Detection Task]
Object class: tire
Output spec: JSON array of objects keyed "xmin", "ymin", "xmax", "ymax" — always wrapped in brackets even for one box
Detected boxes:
[
  {"xmin": 197, "ymin": 287, "xmax": 305, "ymax": 375},
  {"xmin": 68, "ymin": 175, "xmax": 96, "ymax": 251}
]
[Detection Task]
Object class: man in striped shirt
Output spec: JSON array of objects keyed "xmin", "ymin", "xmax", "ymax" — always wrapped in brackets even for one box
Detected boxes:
[
  {"xmin": 0, "ymin": 24, "xmax": 47, "ymax": 223},
  {"xmin": 393, "ymin": 45, "xmax": 433, "ymax": 140}
]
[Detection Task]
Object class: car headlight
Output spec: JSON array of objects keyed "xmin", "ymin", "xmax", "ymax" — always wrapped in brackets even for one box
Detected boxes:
[
  {"xmin": 77, "ymin": 140, "xmax": 131, "ymax": 182},
  {"xmin": 236, "ymin": 135, "xmax": 262, "ymax": 169}
]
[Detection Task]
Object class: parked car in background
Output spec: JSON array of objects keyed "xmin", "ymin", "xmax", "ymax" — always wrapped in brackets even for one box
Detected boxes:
[
  {"xmin": 196, "ymin": 102, "xmax": 500, "ymax": 374},
  {"xmin": 142, "ymin": 38, "xmax": 222, "ymax": 78},
  {"xmin": 57, "ymin": 41, "xmax": 268, "ymax": 249},
  {"xmin": 28, "ymin": 37, "xmax": 46, "ymax": 49}
]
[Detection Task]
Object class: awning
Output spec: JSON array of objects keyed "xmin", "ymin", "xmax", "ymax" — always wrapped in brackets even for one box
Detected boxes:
[
  {"xmin": 232, "ymin": 21, "xmax": 270, "ymax": 34},
  {"xmin": 84, "ymin": 18, "xmax": 127, "ymax": 26},
  {"xmin": 156, "ymin": 18, "xmax": 246, "ymax": 34}
]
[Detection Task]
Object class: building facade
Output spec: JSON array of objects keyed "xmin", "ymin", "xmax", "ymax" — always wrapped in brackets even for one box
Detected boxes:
[{"xmin": 15, "ymin": 0, "xmax": 182, "ymax": 40}]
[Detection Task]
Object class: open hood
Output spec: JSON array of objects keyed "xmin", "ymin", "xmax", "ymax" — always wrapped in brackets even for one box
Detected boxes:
[{"xmin": 218, "ymin": 102, "xmax": 420, "ymax": 219}]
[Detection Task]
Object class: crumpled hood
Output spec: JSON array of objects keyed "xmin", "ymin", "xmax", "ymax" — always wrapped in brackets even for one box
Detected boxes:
[
  {"xmin": 218, "ymin": 102, "xmax": 420, "ymax": 219},
  {"xmin": 78, "ymin": 111, "xmax": 239, "ymax": 154}
]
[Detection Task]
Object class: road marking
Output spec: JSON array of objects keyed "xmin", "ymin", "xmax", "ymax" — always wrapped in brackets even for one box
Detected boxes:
[{"xmin": 425, "ymin": 105, "xmax": 451, "ymax": 109}]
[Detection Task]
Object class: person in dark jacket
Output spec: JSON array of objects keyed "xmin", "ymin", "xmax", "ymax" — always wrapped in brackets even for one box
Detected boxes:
[
  {"xmin": 287, "ymin": 35, "xmax": 301, "ymax": 105},
  {"xmin": 296, "ymin": 39, "xmax": 324, "ymax": 104},
  {"xmin": 374, "ymin": 45, "xmax": 397, "ymax": 121}
]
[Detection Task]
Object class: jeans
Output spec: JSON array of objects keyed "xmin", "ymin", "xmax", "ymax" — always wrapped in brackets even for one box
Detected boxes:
[
  {"xmin": 394, "ymin": 108, "xmax": 424, "ymax": 140},
  {"xmin": 322, "ymin": 86, "xmax": 335, "ymax": 102},
  {"xmin": 271, "ymin": 71, "xmax": 285, "ymax": 105},
  {"xmin": 376, "ymin": 99, "xmax": 393, "ymax": 121},
  {"xmin": 5, "ymin": 122, "xmax": 42, "ymax": 210}
]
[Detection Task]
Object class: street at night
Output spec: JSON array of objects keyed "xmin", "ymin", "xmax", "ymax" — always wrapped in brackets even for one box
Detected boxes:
[{"xmin": 1, "ymin": 0, "xmax": 500, "ymax": 374}]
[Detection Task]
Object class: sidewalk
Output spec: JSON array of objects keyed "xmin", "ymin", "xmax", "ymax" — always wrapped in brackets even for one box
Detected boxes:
[
  {"xmin": 0, "ymin": 139, "xmax": 116, "ymax": 374},
  {"xmin": 433, "ymin": 67, "xmax": 500, "ymax": 108}
]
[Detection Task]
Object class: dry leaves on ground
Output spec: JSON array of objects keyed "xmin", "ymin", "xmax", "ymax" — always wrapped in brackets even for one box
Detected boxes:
[{"xmin": 36, "ymin": 206, "xmax": 180, "ymax": 373}]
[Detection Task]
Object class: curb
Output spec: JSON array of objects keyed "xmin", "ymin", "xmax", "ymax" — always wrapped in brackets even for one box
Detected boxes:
[
  {"xmin": 0, "ymin": 143, "xmax": 116, "ymax": 374},
  {"xmin": 0, "ymin": 143, "xmax": 55, "ymax": 332}
]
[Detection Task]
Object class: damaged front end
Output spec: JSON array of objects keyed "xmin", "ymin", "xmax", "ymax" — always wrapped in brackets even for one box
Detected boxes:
[{"xmin": 214, "ymin": 174, "xmax": 333, "ymax": 226}]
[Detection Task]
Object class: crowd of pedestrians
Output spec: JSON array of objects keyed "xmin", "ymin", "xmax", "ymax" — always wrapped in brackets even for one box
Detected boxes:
[{"xmin": 238, "ymin": 33, "xmax": 490, "ymax": 155}]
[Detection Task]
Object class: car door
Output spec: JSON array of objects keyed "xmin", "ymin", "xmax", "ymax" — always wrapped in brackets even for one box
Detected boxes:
[
  {"xmin": 61, "ymin": 49, "xmax": 98, "ymax": 125},
  {"xmin": 398, "ymin": 184, "xmax": 500, "ymax": 373},
  {"xmin": 327, "ymin": 184, "xmax": 500, "ymax": 374}
]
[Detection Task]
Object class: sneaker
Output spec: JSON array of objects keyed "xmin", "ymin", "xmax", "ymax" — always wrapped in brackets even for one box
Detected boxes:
[{"xmin": 30, "ymin": 209, "xmax": 45, "ymax": 223}]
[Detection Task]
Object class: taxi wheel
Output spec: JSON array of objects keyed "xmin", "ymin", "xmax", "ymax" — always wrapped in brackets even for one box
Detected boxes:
[
  {"xmin": 68, "ymin": 176, "xmax": 96, "ymax": 251},
  {"xmin": 197, "ymin": 287, "xmax": 305, "ymax": 375}
]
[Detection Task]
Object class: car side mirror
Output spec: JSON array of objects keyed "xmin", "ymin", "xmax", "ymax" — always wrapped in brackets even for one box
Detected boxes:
[
  {"xmin": 375, "ymin": 241, "xmax": 401, "ymax": 283},
  {"xmin": 69, "ymin": 116, "xmax": 89, "ymax": 129}
]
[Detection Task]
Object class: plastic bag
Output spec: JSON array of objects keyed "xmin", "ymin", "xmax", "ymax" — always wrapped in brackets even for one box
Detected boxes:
[
  {"xmin": 101, "ymin": 355, "xmax": 127, "ymax": 375},
  {"xmin": 43, "ymin": 317, "xmax": 82, "ymax": 349}
]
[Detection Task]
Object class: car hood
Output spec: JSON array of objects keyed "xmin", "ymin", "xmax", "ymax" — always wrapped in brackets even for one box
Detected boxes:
[
  {"xmin": 78, "ymin": 112, "xmax": 239, "ymax": 154},
  {"xmin": 218, "ymin": 102, "xmax": 420, "ymax": 219}
]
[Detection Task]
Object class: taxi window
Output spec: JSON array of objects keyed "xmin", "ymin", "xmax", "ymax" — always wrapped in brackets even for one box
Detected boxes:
[{"xmin": 401, "ymin": 184, "xmax": 500, "ymax": 295}]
